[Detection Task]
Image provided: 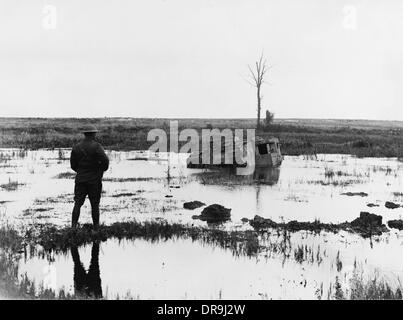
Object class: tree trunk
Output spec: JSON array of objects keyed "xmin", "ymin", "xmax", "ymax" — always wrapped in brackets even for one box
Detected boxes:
[{"xmin": 257, "ymin": 86, "xmax": 261, "ymax": 129}]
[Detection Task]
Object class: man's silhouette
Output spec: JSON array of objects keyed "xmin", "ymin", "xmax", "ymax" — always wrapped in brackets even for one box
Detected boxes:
[
  {"xmin": 70, "ymin": 125, "xmax": 109, "ymax": 228},
  {"xmin": 71, "ymin": 241, "xmax": 102, "ymax": 298}
]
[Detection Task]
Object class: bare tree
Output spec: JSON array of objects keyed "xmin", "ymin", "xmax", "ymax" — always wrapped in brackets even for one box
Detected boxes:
[{"xmin": 248, "ymin": 54, "xmax": 270, "ymax": 130}]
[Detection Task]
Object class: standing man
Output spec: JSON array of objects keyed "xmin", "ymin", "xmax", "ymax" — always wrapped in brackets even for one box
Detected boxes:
[{"xmin": 70, "ymin": 125, "xmax": 109, "ymax": 229}]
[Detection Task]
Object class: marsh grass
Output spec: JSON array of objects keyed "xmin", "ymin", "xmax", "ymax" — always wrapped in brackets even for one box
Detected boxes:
[
  {"xmin": 293, "ymin": 244, "xmax": 325, "ymax": 265},
  {"xmin": 53, "ymin": 172, "xmax": 76, "ymax": 179},
  {"xmin": 34, "ymin": 194, "xmax": 74, "ymax": 204},
  {"xmin": 0, "ymin": 179, "xmax": 25, "ymax": 191},
  {"xmin": 26, "ymin": 222, "xmax": 262, "ymax": 258},
  {"xmin": 330, "ymin": 266, "xmax": 403, "ymax": 300},
  {"xmin": 0, "ymin": 118, "xmax": 402, "ymax": 157},
  {"xmin": 110, "ymin": 192, "xmax": 139, "ymax": 198},
  {"xmin": 103, "ymin": 177, "xmax": 163, "ymax": 182}
]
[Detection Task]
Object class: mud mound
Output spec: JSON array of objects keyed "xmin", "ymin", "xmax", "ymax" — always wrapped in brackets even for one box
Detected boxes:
[
  {"xmin": 249, "ymin": 215, "xmax": 277, "ymax": 229},
  {"xmin": 385, "ymin": 201, "xmax": 400, "ymax": 209},
  {"xmin": 341, "ymin": 192, "xmax": 368, "ymax": 197},
  {"xmin": 388, "ymin": 220, "xmax": 403, "ymax": 230},
  {"xmin": 192, "ymin": 204, "xmax": 231, "ymax": 223},
  {"xmin": 350, "ymin": 212, "xmax": 387, "ymax": 236},
  {"xmin": 183, "ymin": 201, "xmax": 205, "ymax": 210}
]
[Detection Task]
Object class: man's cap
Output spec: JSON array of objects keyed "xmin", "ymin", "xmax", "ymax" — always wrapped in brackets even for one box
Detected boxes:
[{"xmin": 81, "ymin": 124, "xmax": 99, "ymax": 133}]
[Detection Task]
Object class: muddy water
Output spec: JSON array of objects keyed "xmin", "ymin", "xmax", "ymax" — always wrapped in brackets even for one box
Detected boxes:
[{"xmin": 2, "ymin": 149, "xmax": 403, "ymax": 299}]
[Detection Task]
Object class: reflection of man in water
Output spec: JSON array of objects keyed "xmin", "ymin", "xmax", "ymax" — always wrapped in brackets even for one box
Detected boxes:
[{"xmin": 70, "ymin": 241, "xmax": 102, "ymax": 298}]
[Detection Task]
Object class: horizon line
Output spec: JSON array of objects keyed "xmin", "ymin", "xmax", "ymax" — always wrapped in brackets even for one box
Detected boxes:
[{"xmin": 0, "ymin": 116, "xmax": 402, "ymax": 123}]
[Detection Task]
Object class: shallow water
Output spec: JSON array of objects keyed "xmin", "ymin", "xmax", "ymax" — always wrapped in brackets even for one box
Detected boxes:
[
  {"xmin": 16, "ymin": 230, "xmax": 403, "ymax": 299},
  {"xmin": 1, "ymin": 149, "xmax": 402, "ymax": 226},
  {"xmin": 2, "ymin": 149, "xmax": 403, "ymax": 299}
]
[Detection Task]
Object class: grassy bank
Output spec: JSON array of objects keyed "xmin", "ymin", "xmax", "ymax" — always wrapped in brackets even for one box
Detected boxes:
[{"xmin": 0, "ymin": 117, "xmax": 402, "ymax": 157}]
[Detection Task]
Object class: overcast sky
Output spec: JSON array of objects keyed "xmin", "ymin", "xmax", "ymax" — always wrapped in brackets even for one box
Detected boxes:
[{"xmin": 1, "ymin": 0, "xmax": 403, "ymax": 120}]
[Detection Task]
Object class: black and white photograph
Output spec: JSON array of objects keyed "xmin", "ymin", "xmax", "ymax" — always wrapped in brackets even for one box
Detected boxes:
[{"xmin": 1, "ymin": 0, "xmax": 403, "ymax": 307}]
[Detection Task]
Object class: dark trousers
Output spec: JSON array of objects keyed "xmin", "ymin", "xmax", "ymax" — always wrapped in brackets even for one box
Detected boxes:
[{"xmin": 72, "ymin": 180, "xmax": 102, "ymax": 227}]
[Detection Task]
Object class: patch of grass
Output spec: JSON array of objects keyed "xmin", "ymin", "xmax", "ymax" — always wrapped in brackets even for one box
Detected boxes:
[
  {"xmin": 393, "ymin": 192, "xmax": 403, "ymax": 199},
  {"xmin": 54, "ymin": 171, "xmax": 76, "ymax": 179},
  {"xmin": 34, "ymin": 194, "xmax": 74, "ymax": 204},
  {"xmin": 25, "ymin": 222, "xmax": 262, "ymax": 258},
  {"xmin": 306, "ymin": 179, "xmax": 364, "ymax": 187},
  {"xmin": 103, "ymin": 177, "xmax": 162, "ymax": 182},
  {"xmin": 0, "ymin": 180, "xmax": 25, "ymax": 191},
  {"xmin": 110, "ymin": 193, "xmax": 138, "ymax": 198},
  {"xmin": 53, "ymin": 172, "xmax": 76, "ymax": 179},
  {"xmin": 0, "ymin": 225, "xmax": 24, "ymax": 252},
  {"xmin": 331, "ymin": 267, "xmax": 403, "ymax": 300}
]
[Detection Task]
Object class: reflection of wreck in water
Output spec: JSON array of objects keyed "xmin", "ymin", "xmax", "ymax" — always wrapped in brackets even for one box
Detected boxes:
[
  {"xmin": 253, "ymin": 167, "xmax": 281, "ymax": 185},
  {"xmin": 186, "ymin": 136, "xmax": 283, "ymax": 169},
  {"xmin": 192, "ymin": 166, "xmax": 281, "ymax": 186}
]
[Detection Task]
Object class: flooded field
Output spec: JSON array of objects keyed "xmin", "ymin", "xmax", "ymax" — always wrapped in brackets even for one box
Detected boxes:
[{"xmin": 1, "ymin": 149, "xmax": 403, "ymax": 299}]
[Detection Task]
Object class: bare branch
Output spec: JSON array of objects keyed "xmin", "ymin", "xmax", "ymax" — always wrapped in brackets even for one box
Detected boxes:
[
  {"xmin": 240, "ymin": 73, "xmax": 257, "ymax": 86},
  {"xmin": 247, "ymin": 65, "xmax": 258, "ymax": 86}
]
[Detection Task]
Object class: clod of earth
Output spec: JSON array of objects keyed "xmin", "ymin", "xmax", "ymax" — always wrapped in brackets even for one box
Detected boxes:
[
  {"xmin": 183, "ymin": 201, "xmax": 205, "ymax": 210},
  {"xmin": 385, "ymin": 201, "xmax": 400, "ymax": 209},
  {"xmin": 241, "ymin": 217, "xmax": 249, "ymax": 223},
  {"xmin": 387, "ymin": 220, "xmax": 403, "ymax": 230},
  {"xmin": 341, "ymin": 192, "xmax": 368, "ymax": 197},
  {"xmin": 192, "ymin": 204, "xmax": 231, "ymax": 223},
  {"xmin": 367, "ymin": 203, "xmax": 380, "ymax": 208}
]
